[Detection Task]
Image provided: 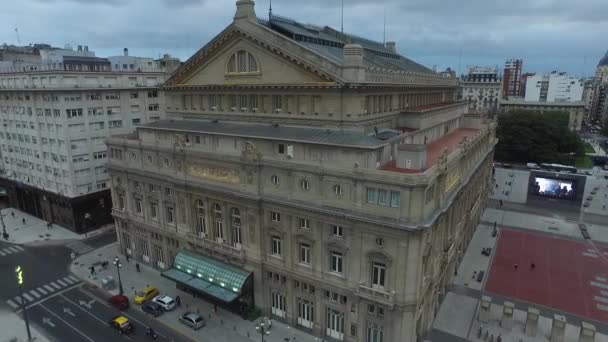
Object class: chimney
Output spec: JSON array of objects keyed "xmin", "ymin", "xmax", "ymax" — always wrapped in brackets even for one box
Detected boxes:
[
  {"xmin": 84, "ymin": 46, "xmax": 88, "ymax": 52},
  {"xmin": 234, "ymin": 0, "xmax": 256, "ymax": 22},
  {"xmin": 385, "ymin": 41, "xmax": 396, "ymax": 53},
  {"xmin": 123, "ymin": 48, "xmax": 129, "ymax": 57},
  {"xmin": 342, "ymin": 44, "xmax": 366, "ymax": 82},
  {"xmin": 77, "ymin": 45, "xmax": 82, "ymax": 52}
]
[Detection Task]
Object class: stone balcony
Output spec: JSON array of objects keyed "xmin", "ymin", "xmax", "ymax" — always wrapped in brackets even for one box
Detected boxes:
[
  {"xmin": 357, "ymin": 284, "xmax": 396, "ymax": 308},
  {"xmin": 186, "ymin": 233, "xmax": 246, "ymax": 265}
]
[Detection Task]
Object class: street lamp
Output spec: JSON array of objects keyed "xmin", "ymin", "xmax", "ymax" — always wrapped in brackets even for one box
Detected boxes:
[
  {"xmin": 113, "ymin": 257, "xmax": 124, "ymax": 295},
  {"xmin": 255, "ymin": 321, "xmax": 270, "ymax": 342},
  {"xmin": 15, "ymin": 265, "xmax": 32, "ymax": 341}
]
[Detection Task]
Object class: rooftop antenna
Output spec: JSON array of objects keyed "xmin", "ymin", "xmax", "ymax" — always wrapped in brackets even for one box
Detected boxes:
[
  {"xmin": 383, "ymin": 7, "xmax": 386, "ymax": 45},
  {"xmin": 341, "ymin": 0, "xmax": 344, "ymax": 34},
  {"xmin": 14, "ymin": 28, "xmax": 20, "ymax": 44},
  {"xmin": 269, "ymin": 0, "xmax": 273, "ymax": 21}
]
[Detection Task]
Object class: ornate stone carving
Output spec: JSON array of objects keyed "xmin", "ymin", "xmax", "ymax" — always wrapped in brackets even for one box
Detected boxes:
[{"xmin": 241, "ymin": 141, "xmax": 262, "ymax": 162}]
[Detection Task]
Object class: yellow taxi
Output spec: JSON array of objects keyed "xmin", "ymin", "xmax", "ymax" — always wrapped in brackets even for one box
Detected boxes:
[
  {"xmin": 134, "ymin": 286, "xmax": 159, "ymax": 305},
  {"xmin": 108, "ymin": 315, "xmax": 134, "ymax": 334}
]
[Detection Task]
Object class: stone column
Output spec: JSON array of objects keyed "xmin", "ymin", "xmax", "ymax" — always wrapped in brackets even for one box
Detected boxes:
[
  {"xmin": 501, "ymin": 301, "xmax": 514, "ymax": 330},
  {"xmin": 550, "ymin": 314, "xmax": 567, "ymax": 342},
  {"xmin": 478, "ymin": 295, "xmax": 491, "ymax": 323},
  {"xmin": 525, "ymin": 307, "xmax": 540, "ymax": 337},
  {"xmin": 579, "ymin": 322, "xmax": 596, "ymax": 342}
]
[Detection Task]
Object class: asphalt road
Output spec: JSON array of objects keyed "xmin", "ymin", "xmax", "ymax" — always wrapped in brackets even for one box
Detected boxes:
[{"xmin": 0, "ymin": 233, "xmax": 193, "ymax": 342}]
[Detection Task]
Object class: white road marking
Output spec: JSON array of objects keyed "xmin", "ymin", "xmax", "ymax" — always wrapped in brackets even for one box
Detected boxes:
[
  {"xmin": 67, "ymin": 275, "xmax": 79, "ymax": 283},
  {"xmin": 44, "ymin": 285, "xmax": 55, "ymax": 292},
  {"xmin": 39, "ymin": 303, "xmax": 96, "ymax": 342},
  {"xmin": 0, "ymin": 249, "xmax": 7, "ymax": 256},
  {"xmin": 14, "ymin": 245, "xmax": 24, "ymax": 251},
  {"xmin": 23, "ymin": 293, "xmax": 33, "ymax": 302},
  {"xmin": 13, "ymin": 296, "xmax": 22, "ymax": 305},
  {"xmin": 56, "ymin": 279, "xmax": 68, "ymax": 287},
  {"xmin": 591, "ymin": 281, "xmax": 608, "ymax": 290},
  {"xmin": 37, "ymin": 287, "xmax": 48, "ymax": 295},
  {"xmin": 583, "ymin": 252, "xmax": 598, "ymax": 258},
  {"xmin": 595, "ymin": 296, "xmax": 608, "ymax": 304},
  {"xmin": 62, "ymin": 276, "xmax": 75, "ymax": 285},
  {"xmin": 6, "ymin": 299, "xmax": 18, "ymax": 309},
  {"xmin": 597, "ymin": 276, "xmax": 607, "ymax": 283},
  {"xmin": 598, "ymin": 304, "xmax": 608, "ymax": 312},
  {"xmin": 29, "ymin": 290, "xmax": 41, "ymax": 299},
  {"xmin": 50, "ymin": 281, "xmax": 61, "ymax": 290}
]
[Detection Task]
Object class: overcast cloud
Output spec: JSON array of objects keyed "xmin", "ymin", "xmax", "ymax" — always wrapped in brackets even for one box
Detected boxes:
[{"xmin": 2, "ymin": 0, "xmax": 606, "ymax": 76}]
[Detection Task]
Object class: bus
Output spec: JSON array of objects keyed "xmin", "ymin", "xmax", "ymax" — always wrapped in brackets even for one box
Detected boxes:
[{"xmin": 539, "ymin": 163, "xmax": 577, "ymax": 174}]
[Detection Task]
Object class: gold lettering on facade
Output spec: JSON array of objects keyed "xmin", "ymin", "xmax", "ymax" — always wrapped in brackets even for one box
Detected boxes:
[{"xmin": 188, "ymin": 164, "xmax": 240, "ymax": 184}]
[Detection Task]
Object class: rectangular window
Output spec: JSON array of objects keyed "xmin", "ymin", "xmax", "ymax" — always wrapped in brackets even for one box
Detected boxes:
[
  {"xmin": 299, "ymin": 243, "xmax": 310, "ymax": 264},
  {"xmin": 378, "ymin": 190, "xmax": 388, "ymax": 206},
  {"xmin": 239, "ymin": 95, "xmax": 248, "ymax": 110},
  {"xmin": 299, "ymin": 218, "xmax": 310, "ymax": 230},
  {"xmin": 332, "ymin": 225, "xmax": 343, "ymax": 237},
  {"xmin": 118, "ymin": 194, "xmax": 125, "ymax": 210},
  {"xmin": 165, "ymin": 187, "xmax": 172, "ymax": 196},
  {"xmin": 272, "ymin": 236, "xmax": 282, "ymax": 256},
  {"xmin": 272, "ymin": 95, "xmax": 283, "ymax": 112},
  {"xmin": 167, "ymin": 207, "xmax": 175, "ymax": 224},
  {"xmin": 367, "ymin": 323, "xmax": 384, "ymax": 342},
  {"xmin": 367, "ymin": 188, "xmax": 377, "ymax": 204},
  {"xmin": 271, "ymin": 211, "xmax": 281, "ymax": 222},
  {"xmin": 372, "ymin": 262, "xmax": 386, "ymax": 289},
  {"xmin": 150, "ymin": 203, "xmax": 158, "ymax": 219},
  {"xmin": 330, "ymin": 251, "xmax": 343, "ymax": 273},
  {"xmin": 390, "ymin": 191, "xmax": 400, "ymax": 208},
  {"xmin": 277, "ymin": 144, "xmax": 285, "ymax": 154},
  {"xmin": 109, "ymin": 120, "xmax": 123, "ymax": 128},
  {"xmin": 135, "ymin": 199, "xmax": 143, "ymax": 214}
]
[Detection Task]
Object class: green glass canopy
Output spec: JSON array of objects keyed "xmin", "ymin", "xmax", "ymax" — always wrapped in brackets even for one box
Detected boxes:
[{"xmin": 161, "ymin": 250, "xmax": 251, "ymax": 303}]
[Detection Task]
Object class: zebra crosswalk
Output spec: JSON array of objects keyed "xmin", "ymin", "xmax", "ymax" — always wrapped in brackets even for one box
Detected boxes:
[
  {"xmin": 5, "ymin": 275, "xmax": 81, "ymax": 310},
  {"xmin": 0, "ymin": 245, "xmax": 24, "ymax": 257},
  {"xmin": 66, "ymin": 241, "xmax": 93, "ymax": 255}
]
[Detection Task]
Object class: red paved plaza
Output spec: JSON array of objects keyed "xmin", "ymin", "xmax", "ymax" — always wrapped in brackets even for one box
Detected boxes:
[{"xmin": 485, "ymin": 229, "xmax": 608, "ymax": 323}]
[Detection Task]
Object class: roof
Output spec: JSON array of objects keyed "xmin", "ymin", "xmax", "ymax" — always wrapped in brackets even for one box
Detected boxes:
[
  {"xmin": 599, "ymin": 50, "xmax": 608, "ymax": 67},
  {"xmin": 500, "ymin": 99, "xmax": 585, "ymax": 107},
  {"xmin": 141, "ymin": 119, "xmax": 387, "ymax": 149},
  {"xmin": 260, "ymin": 15, "xmax": 434, "ymax": 74}
]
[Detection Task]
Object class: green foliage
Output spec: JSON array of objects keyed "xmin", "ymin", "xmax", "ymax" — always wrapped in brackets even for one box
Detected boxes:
[
  {"xmin": 575, "ymin": 156, "xmax": 594, "ymax": 169},
  {"xmin": 495, "ymin": 110, "xmax": 584, "ymax": 165},
  {"xmin": 583, "ymin": 142, "xmax": 596, "ymax": 154}
]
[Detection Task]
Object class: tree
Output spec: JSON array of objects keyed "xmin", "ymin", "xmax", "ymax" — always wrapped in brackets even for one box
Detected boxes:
[{"xmin": 495, "ymin": 110, "xmax": 584, "ymax": 165}]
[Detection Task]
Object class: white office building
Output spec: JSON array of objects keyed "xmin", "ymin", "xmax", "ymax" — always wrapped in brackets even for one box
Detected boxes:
[{"xmin": 524, "ymin": 72, "xmax": 583, "ymax": 103}]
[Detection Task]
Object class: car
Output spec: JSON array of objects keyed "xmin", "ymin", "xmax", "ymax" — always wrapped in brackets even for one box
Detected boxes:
[
  {"xmin": 153, "ymin": 295, "xmax": 177, "ymax": 311},
  {"xmin": 108, "ymin": 316, "xmax": 134, "ymax": 335},
  {"xmin": 134, "ymin": 286, "xmax": 159, "ymax": 305},
  {"xmin": 108, "ymin": 294, "xmax": 129, "ymax": 310},
  {"xmin": 142, "ymin": 301, "xmax": 163, "ymax": 317},
  {"xmin": 179, "ymin": 312, "xmax": 206, "ymax": 330}
]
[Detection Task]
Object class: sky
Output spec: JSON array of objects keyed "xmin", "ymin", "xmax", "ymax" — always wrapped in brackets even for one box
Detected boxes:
[{"xmin": 1, "ymin": 0, "xmax": 607, "ymax": 77}]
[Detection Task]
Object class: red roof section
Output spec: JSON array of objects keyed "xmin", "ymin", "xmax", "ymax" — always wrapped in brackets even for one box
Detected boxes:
[{"xmin": 382, "ymin": 128, "xmax": 480, "ymax": 174}]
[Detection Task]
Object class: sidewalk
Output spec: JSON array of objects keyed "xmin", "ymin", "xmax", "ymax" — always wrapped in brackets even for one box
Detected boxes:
[
  {"xmin": 0, "ymin": 207, "xmax": 113, "ymax": 245},
  {"xmin": 0, "ymin": 309, "xmax": 50, "ymax": 342},
  {"xmin": 71, "ymin": 243, "xmax": 319, "ymax": 342}
]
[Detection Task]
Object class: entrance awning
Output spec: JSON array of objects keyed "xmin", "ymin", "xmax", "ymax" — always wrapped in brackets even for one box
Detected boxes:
[{"xmin": 161, "ymin": 250, "xmax": 251, "ymax": 303}]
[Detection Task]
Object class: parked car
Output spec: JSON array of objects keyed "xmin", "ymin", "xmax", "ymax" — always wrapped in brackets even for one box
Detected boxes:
[
  {"xmin": 142, "ymin": 301, "xmax": 163, "ymax": 317},
  {"xmin": 179, "ymin": 312, "xmax": 206, "ymax": 330},
  {"xmin": 108, "ymin": 316, "xmax": 134, "ymax": 335},
  {"xmin": 153, "ymin": 295, "xmax": 177, "ymax": 311},
  {"xmin": 134, "ymin": 286, "xmax": 159, "ymax": 305},
  {"xmin": 108, "ymin": 294, "xmax": 129, "ymax": 310}
]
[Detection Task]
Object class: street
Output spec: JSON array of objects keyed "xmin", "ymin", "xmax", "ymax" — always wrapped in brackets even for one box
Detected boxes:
[{"xmin": 0, "ymin": 234, "xmax": 192, "ymax": 342}]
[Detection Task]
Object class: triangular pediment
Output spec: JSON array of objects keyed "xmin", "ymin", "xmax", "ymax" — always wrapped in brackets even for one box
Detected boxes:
[{"xmin": 164, "ymin": 24, "xmax": 343, "ymax": 88}]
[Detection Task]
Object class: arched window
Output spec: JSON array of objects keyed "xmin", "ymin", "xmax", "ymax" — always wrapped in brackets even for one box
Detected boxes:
[
  {"xmin": 213, "ymin": 204, "xmax": 224, "ymax": 241},
  {"xmin": 195, "ymin": 199, "xmax": 206, "ymax": 237},
  {"xmin": 227, "ymin": 50, "xmax": 259, "ymax": 73},
  {"xmin": 231, "ymin": 207, "xmax": 242, "ymax": 248}
]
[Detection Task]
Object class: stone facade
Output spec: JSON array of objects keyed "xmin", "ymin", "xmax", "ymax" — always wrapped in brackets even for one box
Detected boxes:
[
  {"xmin": 107, "ymin": 2, "xmax": 496, "ymax": 342},
  {"xmin": 460, "ymin": 67, "xmax": 502, "ymax": 113}
]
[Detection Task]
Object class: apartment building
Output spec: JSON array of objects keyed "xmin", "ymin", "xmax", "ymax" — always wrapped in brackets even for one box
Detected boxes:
[
  {"xmin": 107, "ymin": 2, "xmax": 496, "ymax": 342},
  {"xmin": 460, "ymin": 66, "xmax": 502, "ymax": 113},
  {"xmin": 0, "ymin": 53, "xmax": 174, "ymax": 232}
]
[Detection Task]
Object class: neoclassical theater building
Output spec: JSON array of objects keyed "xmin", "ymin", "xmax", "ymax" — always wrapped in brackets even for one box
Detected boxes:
[{"xmin": 107, "ymin": 1, "xmax": 496, "ymax": 341}]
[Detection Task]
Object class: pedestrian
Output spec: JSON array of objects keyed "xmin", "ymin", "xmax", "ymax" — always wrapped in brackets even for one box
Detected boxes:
[
  {"xmin": 514, "ymin": 263, "xmax": 518, "ymax": 269},
  {"xmin": 530, "ymin": 262, "xmax": 535, "ymax": 269},
  {"xmin": 11, "ymin": 211, "xmax": 14, "ymax": 218},
  {"xmin": 497, "ymin": 334, "xmax": 502, "ymax": 342},
  {"xmin": 90, "ymin": 265, "xmax": 96, "ymax": 276},
  {"xmin": 22, "ymin": 218, "xmax": 25, "ymax": 224},
  {"xmin": 494, "ymin": 221, "xmax": 497, "ymax": 229},
  {"xmin": 500, "ymin": 199, "xmax": 503, "ymax": 206},
  {"xmin": 125, "ymin": 253, "xmax": 130, "ymax": 262},
  {"xmin": 70, "ymin": 252, "xmax": 76, "ymax": 261},
  {"xmin": 136, "ymin": 262, "xmax": 140, "ymax": 272},
  {"xmin": 176, "ymin": 295, "xmax": 181, "ymax": 306}
]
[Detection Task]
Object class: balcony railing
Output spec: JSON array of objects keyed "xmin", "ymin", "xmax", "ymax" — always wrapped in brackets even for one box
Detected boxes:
[
  {"xmin": 186, "ymin": 233, "xmax": 246, "ymax": 263},
  {"xmin": 357, "ymin": 284, "xmax": 395, "ymax": 308}
]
